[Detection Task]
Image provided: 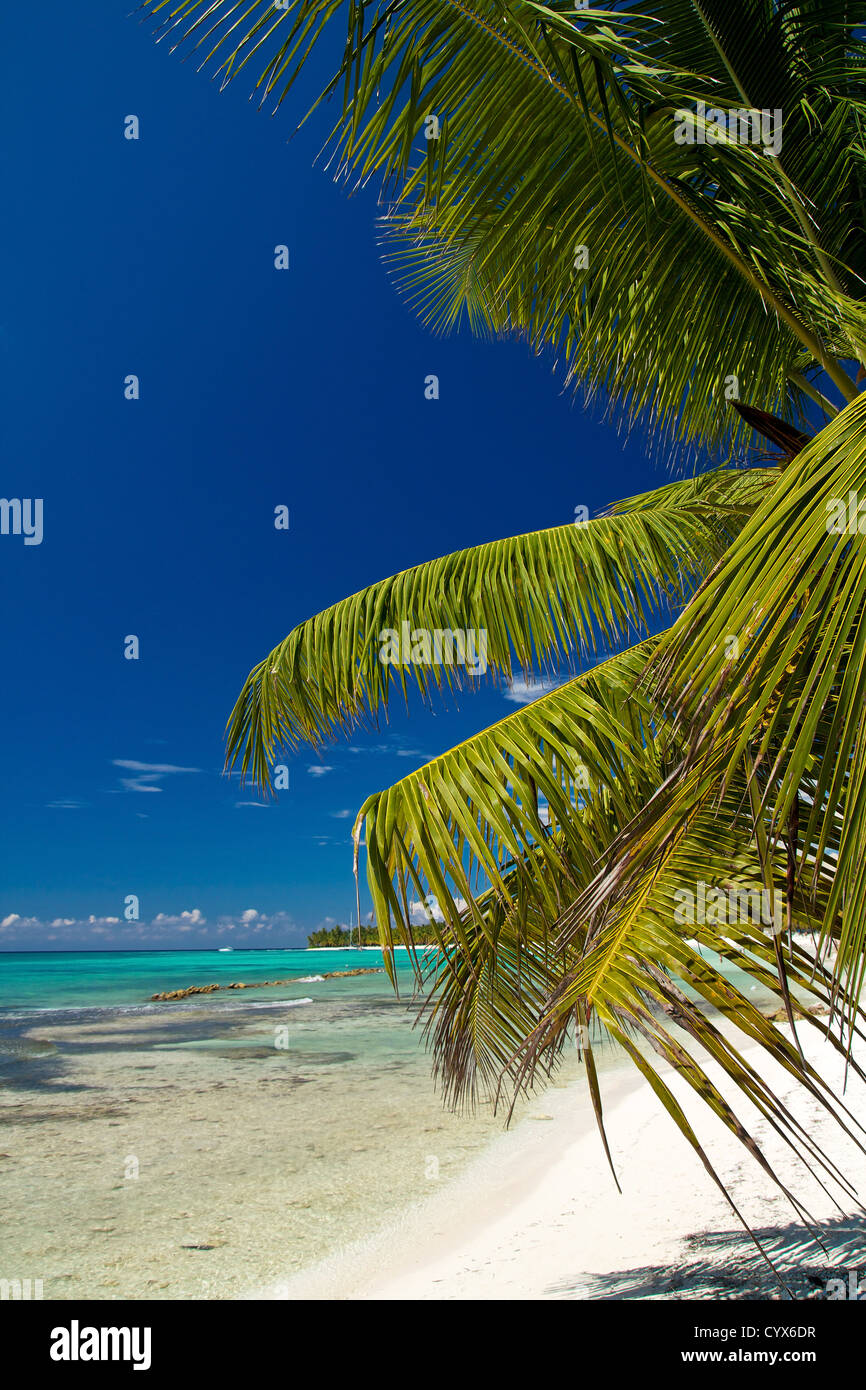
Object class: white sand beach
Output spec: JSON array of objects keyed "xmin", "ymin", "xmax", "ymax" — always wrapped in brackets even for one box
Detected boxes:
[{"xmin": 255, "ymin": 1021, "xmax": 866, "ymax": 1301}]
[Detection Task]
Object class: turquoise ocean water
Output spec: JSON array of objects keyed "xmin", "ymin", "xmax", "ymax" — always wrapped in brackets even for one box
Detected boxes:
[
  {"xmin": 0, "ymin": 947, "xmax": 411, "ymax": 1014},
  {"xmin": 0, "ymin": 943, "xmax": 782, "ymax": 1017}
]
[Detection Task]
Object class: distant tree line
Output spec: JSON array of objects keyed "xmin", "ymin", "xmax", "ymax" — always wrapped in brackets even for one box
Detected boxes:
[{"xmin": 307, "ymin": 923, "xmax": 439, "ymax": 948}]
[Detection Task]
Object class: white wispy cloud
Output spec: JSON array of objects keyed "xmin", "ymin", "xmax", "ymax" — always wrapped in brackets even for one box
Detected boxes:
[
  {"xmin": 307, "ymin": 765, "xmax": 334, "ymax": 778},
  {"xmin": 112, "ymin": 759, "xmax": 200, "ymax": 795},
  {"xmin": 114, "ymin": 761, "xmax": 200, "ymax": 774},
  {"xmin": 503, "ymin": 676, "xmax": 564, "ymax": 705},
  {"xmin": 347, "ymin": 739, "xmax": 425, "ymax": 758}
]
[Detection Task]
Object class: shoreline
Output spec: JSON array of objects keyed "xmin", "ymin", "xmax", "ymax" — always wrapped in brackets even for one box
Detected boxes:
[
  {"xmin": 249, "ymin": 1059, "xmax": 641, "ymax": 1302},
  {"xmin": 252, "ymin": 1021, "xmax": 866, "ymax": 1301},
  {"xmin": 1, "ymin": 979, "xmax": 536, "ymax": 1299}
]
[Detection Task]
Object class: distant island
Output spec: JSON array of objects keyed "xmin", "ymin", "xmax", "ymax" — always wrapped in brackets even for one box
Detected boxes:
[{"xmin": 307, "ymin": 924, "xmax": 440, "ymax": 948}]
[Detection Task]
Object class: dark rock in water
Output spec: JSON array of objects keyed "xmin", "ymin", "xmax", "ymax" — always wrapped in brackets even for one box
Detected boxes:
[
  {"xmin": 150, "ymin": 984, "xmax": 220, "ymax": 1001},
  {"xmin": 320, "ymin": 968, "xmax": 384, "ymax": 979},
  {"xmin": 149, "ymin": 967, "xmax": 384, "ymax": 1001}
]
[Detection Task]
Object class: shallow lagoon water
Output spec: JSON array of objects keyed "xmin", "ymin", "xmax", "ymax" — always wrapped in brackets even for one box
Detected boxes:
[
  {"xmin": 0, "ymin": 951, "xmax": 592, "ymax": 1298},
  {"xmin": 0, "ymin": 948, "xmax": 783, "ymax": 1299}
]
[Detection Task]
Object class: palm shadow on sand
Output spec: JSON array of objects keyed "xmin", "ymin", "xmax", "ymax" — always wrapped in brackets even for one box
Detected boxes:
[{"xmin": 546, "ymin": 1214, "xmax": 866, "ymax": 1300}]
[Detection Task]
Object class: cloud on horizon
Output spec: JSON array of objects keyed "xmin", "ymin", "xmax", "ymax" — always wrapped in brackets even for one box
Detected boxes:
[{"xmin": 0, "ymin": 907, "xmax": 304, "ymax": 950}]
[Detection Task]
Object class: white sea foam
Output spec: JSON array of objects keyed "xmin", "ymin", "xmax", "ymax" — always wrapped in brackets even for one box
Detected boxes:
[{"xmin": 240, "ymin": 996, "xmax": 314, "ymax": 1010}]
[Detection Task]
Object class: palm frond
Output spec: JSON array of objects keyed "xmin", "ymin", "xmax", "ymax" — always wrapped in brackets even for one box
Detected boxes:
[
  {"xmin": 226, "ymin": 466, "xmax": 764, "ymax": 786},
  {"xmin": 144, "ymin": 0, "xmax": 866, "ymax": 449},
  {"xmin": 560, "ymin": 392, "xmax": 866, "ymax": 1034},
  {"xmin": 358, "ymin": 639, "xmax": 662, "ymax": 950}
]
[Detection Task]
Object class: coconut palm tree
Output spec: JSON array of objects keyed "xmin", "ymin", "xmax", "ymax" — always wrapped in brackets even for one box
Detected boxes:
[{"xmin": 145, "ymin": 0, "xmax": 866, "ymax": 1252}]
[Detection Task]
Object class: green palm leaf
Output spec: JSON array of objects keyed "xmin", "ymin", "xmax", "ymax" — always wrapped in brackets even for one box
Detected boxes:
[
  {"xmin": 225, "ymin": 465, "xmax": 768, "ymax": 787},
  {"xmin": 358, "ymin": 639, "xmax": 662, "ymax": 947},
  {"xmin": 144, "ymin": 0, "xmax": 866, "ymax": 448},
  {"xmin": 560, "ymin": 392, "xmax": 866, "ymax": 1035}
]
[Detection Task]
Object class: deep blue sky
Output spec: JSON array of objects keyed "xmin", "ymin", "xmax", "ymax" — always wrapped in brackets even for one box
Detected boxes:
[{"xmin": 1, "ymin": 2, "xmax": 668, "ymax": 949}]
